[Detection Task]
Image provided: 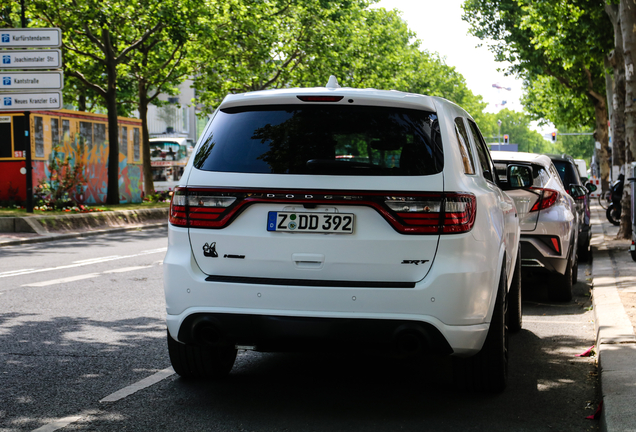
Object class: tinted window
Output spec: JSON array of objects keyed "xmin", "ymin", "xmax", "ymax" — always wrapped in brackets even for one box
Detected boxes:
[
  {"xmin": 552, "ymin": 160, "xmax": 580, "ymax": 186},
  {"xmin": 133, "ymin": 128, "xmax": 140, "ymax": 161},
  {"xmin": 34, "ymin": 116, "xmax": 44, "ymax": 157},
  {"xmin": 0, "ymin": 122, "xmax": 10, "ymax": 158},
  {"xmin": 494, "ymin": 162, "xmax": 550, "ymax": 187},
  {"xmin": 80, "ymin": 122, "xmax": 92, "ymax": 149},
  {"xmin": 467, "ymin": 120, "xmax": 494, "ymax": 182},
  {"xmin": 194, "ymin": 105, "xmax": 443, "ymax": 176},
  {"xmin": 454, "ymin": 118, "xmax": 475, "ymax": 174},
  {"xmin": 51, "ymin": 118, "xmax": 59, "ymax": 148},
  {"xmin": 120, "ymin": 126, "xmax": 128, "ymax": 157}
]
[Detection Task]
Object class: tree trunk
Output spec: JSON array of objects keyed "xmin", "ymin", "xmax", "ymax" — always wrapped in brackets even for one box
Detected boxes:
[
  {"xmin": 593, "ymin": 97, "xmax": 611, "ymax": 193},
  {"xmin": 104, "ymin": 29, "xmax": 120, "ymax": 205},
  {"xmin": 138, "ymin": 81, "xmax": 155, "ymax": 197},
  {"xmin": 606, "ymin": 3, "xmax": 631, "ymax": 238},
  {"xmin": 621, "ymin": 0, "xmax": 636, "ymax": 239},
  {"xmin": 622, "ymin": 0, "xmax": 636, "ymax": 158}
]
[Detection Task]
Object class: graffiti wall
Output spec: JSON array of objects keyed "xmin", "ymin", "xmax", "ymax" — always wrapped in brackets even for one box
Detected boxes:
[{"xmin": 0, "ymin": 110, "xmax": 143, "ymax": 204}]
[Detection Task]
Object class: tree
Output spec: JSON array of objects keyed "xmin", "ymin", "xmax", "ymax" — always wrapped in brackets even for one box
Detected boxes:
[
  {"xmin": 34, "ymin": 0, "xmax": 182, "ymax": 204},
  {"xmin": 605, "ymin": 3, "xmax": 630, "ymax": 237},
  {"xmin": 462, "ymin": 0, "xmax": 613, "ymax": 190},
  {"xmin": 127, "ymin": 1, "xmax": 197, "ymax": 196}
]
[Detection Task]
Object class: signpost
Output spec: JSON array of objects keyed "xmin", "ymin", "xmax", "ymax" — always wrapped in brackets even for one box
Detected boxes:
[
  {"xmin": 1, "ymin": 71, "xmax": 64, "ymax": 90},
  {"xmin": 0, "ymin": 49, "xmax": 62, "ymax": 69},
  {"xmin": 0, "ymin": 26, "xmax": 63, "ymax": 212},
  {"xmin": 0, "ymin": 28, "xmax": 61, "ymax": 48}
]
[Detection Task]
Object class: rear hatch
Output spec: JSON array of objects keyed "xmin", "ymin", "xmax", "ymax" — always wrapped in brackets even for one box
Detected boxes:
[
  {"xmin": 494, "ymin": 161, "xmax": 549, "ymax": 232},
  {"xmin": 174, "ymin": 102, "xmax": 472, "ymax": 285}
]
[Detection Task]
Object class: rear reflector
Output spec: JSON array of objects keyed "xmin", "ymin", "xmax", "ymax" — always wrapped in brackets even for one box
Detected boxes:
[
  {"xmin": 529, "ymin": 188, "xmax": 559, "ymax": 212},
  {"xmin": 170, "ymin": 188, "xmax": 476, "ymax": 235},
  {"xmin": 297, "ymin": 95, "xmax": 344, "ymax": 102}
]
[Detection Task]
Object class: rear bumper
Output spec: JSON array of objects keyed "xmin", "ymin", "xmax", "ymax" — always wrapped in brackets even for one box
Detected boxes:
[
  {"xmin": 520, "ymin": 237, "xmax": 567, "ymax": 275},
  {"xmin": 173, "ymin": 312, "xmax": 454, "ymax": 355}
]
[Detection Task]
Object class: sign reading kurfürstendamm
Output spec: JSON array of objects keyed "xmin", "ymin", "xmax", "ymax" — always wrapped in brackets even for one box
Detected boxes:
[{"xmin": 0, "ymin": 28, "xmax": 61, "ymax": 48}]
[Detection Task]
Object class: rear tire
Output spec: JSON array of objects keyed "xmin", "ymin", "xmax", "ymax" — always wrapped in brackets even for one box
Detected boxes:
[
  {"xmin": 453, "ymin": 266, "xmax": 508, "ymax": 393},
  {"xmin": 631, "ymin": 249, "xmax": 636, "ymax": 262},
  {"xmin": 167, "ymin": 330, "xmax": 237, "ymax": 379},
  {"xmin": 508, "ymin": 247, "xmax": 522, "ymax": 333},
  {"xmin": 571, "ymin": 254, "xmax": 578, "ymax": 285},
  {"xmin": 548, "ymin": 253, "xmax": 573, "ymax": 302},
  {"xmin": 606, "ymin": 204, "xmax": 621, "ymax": 226},
  {"xmin": 578, "ymin": 233, "xmax": 591, "ymax": 262}
]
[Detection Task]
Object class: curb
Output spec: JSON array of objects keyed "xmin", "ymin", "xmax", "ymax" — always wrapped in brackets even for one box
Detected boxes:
[
  {"xmin": 590, "ymin": 207, "xmax": 636, "ymax": 432},
  {"xmin": 0, "ymin": 222, "xmax": 167, "ymax": 247}
]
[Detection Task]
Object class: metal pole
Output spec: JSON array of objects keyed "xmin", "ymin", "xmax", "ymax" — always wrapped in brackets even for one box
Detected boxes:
[
  {"xmin": 497, "ymin": 120, "xmax": 502, "ymax": 151},
  {"xmin": 21, "ymin": 0, "xmax": 34, "ymax": 213}
]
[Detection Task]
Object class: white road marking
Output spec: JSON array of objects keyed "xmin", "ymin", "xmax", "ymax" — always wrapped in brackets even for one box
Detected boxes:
[
  {"xmin": 0, "ymin": 268, "xmax": 34, "ymax": 276},
  {"xmin": 1, "ymin": 248, "xmax": 167, "ymax": 279},
  {"xmin": 103, "ymin": 265, "xmax": 152, "ymax": 273},
  {"xmin": 73, "ymin": 255, "xmax": 121, "ymax": 264},
  {"xmin": 31, "ymin": 415, "xmax": 82, "ymax": 432},
  {"xmin": 524, "ymin": 320, "xmax": 590, "ymax": 324},
  {"xmin": 23, "ymin": 273, "xmax": 101, "ymax": 287},
  {"xmin": 100, "ymin": 367, "xmax": 175, "ymax": 402}
]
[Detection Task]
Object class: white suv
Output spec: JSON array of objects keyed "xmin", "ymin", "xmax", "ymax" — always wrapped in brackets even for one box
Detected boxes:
[{"xmin": 164, "ymin": 78, "xmax": 524, "ymax": 392}]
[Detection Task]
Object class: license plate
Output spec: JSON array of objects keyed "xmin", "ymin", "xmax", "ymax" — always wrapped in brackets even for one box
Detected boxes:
[{"xmin": 267, "ymin": 211, "xmax": 354, "ymax": 234}]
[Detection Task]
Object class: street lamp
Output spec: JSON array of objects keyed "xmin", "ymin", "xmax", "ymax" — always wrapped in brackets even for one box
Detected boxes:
[{"xmin": 497, "ymin": 120, "xmax": 502, "ymax": 151}]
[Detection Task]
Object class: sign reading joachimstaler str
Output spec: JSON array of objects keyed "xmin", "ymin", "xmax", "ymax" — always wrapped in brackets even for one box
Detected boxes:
[
  {"xmin": 0, "ymin": 49, "xmax": 62, "ymax": 69},
  {"xmin": 0, "ymin": 91, "xmax": 62, "ymax": 110},
  {"xmin": 0, "ymin": 28, "xmax": 61, "ymax": 48}
]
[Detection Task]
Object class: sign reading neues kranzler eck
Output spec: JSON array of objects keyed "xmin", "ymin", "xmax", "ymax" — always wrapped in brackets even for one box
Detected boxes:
[
  {"xmin": 0, "ymin": 49, "xmax": 62, "ymax": 69},
  {"xmin": 0, "ymin": 28, "xmax": 61, "ymax": 48},
  {"xmin": 1, "ymin": 91, "xmax": 62, "ymax": 110}
]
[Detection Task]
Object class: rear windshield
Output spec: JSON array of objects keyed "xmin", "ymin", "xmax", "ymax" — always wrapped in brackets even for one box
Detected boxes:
[
  {"xmin": 552, "ymin": 160, "xmax": 580, "ymax": 186},
  {"xmin": 193, "ymin": 105, "xmax": 443, "ymax": 175},
  {"xmin": 494, "ymin": 162, "xmax": 551, "ymax": 188}
]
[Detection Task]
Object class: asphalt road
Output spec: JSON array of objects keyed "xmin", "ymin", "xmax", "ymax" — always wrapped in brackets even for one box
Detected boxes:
[{"xmin": 0, "ymin": 229, "xmax": 600, "ymax": 432}]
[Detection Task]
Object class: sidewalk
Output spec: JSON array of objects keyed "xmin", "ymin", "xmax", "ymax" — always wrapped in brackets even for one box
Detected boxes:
[
  {"xmin": 0, "ymin": 207, "xmax": 168, "ymax": 247},
  {"xmin": 590, "ymin": 203, "xmax": 636, "ymax": 432}
]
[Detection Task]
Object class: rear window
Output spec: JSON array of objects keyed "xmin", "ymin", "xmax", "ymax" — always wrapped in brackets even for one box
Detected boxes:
[
  {"xmin": 193, "ymin": 105, "xmax": 443, "ymax": 176},
  {"xmin": 494, "ymin": 162, "xmax": 551, "ymax": 188},
  {"xmin": 552, "ymin": 160, "xmax": 579, "ymax": 186}
]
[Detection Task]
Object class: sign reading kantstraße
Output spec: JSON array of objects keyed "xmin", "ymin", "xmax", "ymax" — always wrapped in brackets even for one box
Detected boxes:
[
  {"xmin": 0, "ymin": 28, "xmax": 61, "ymax": 48},
  {"xmin": 1, "ymin": 71, "xmax": 64, "ymax": 90},
  {"xmin": 0, "ymin": 91, "xmax": 62, "ymax": 110},
  {"xmin": 0, "ymin": 49, "xmax": 62, "ymax": 69}
]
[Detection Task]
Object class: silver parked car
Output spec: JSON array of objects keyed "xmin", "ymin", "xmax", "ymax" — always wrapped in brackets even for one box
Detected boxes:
[{"xmin": 492, "ymin": 151, "xmax": 579, "ymax": 301}]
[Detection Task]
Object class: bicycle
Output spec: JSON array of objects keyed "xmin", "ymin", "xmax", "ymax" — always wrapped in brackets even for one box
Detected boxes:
[{"xmin": 598, "ymin": 190, "xmax": 611, "ymax": 209}]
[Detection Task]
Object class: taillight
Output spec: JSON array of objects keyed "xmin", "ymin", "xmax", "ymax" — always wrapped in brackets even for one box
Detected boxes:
[
  {"xmin": 529, "ymin": 188, "xmax": 559, "ymax": 212},
  {"xmin": 385, "ymin": 193, "xmax": 476, "ymax": 234},
  {"xmin": 169, "ymin": 188, "xmax": 241, "ymax": 228},
  {"xmin": 170, "ymin": 188, "xmax": 476, "ymax": 234}
]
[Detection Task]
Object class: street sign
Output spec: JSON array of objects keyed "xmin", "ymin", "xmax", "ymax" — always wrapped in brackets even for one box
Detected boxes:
[
  {"xmin": 0, "ymin": 49, "xmax": 62, "ymax": 69},
  {"xmin": 1, "ymin": 71, "xmax": 63, "ymax": 90},
  {"xmin": 0, "ymin": 28, "xmax": 61, "ymax": 48},
  {"xmin": 0, "ymin": 91, "xmax": 62, "ymax": 110}
]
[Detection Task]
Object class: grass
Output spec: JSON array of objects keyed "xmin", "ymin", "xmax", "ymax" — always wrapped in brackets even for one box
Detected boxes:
[{"xmin": 0, "ymin": 201, "xmax": 169, "ymax": 217}]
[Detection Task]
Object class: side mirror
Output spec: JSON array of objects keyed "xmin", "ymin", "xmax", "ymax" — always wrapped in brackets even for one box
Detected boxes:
[
  {"xmin": 585, "ymin": 182, "xmax": 597, "ymax": 193},
  {"xmin": 506, "ymin": 164, "xmax": 533, "ymax": 189},
  {"xmin": 569, "ymin": 184, "xmax": 586, "ymax": 199}
]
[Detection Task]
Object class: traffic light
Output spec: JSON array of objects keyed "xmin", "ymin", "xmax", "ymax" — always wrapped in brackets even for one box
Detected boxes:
[
  {"xmin": 503, "ymin": 134, "xmax": 509, "ymax": 144},
  {"xmin": 551, "ymin": 131, "xmax": 557, "ymax": 142}
]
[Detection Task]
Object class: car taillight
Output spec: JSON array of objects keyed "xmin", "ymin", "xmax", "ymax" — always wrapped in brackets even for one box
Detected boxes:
[
  {"xmin": 170, "ymin": 188, "xmax": 476, "ymax": 234},
  {"xmin": 169, "ymin": 188, "xmax": 242, "ymax": 228},
  {"xmin": 529, "ymin": 188, "xmax": 559, "ymax": 212},
  {"xmin": 385, "ymin": 193, "xmax": 476, "ymax": 234}
]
